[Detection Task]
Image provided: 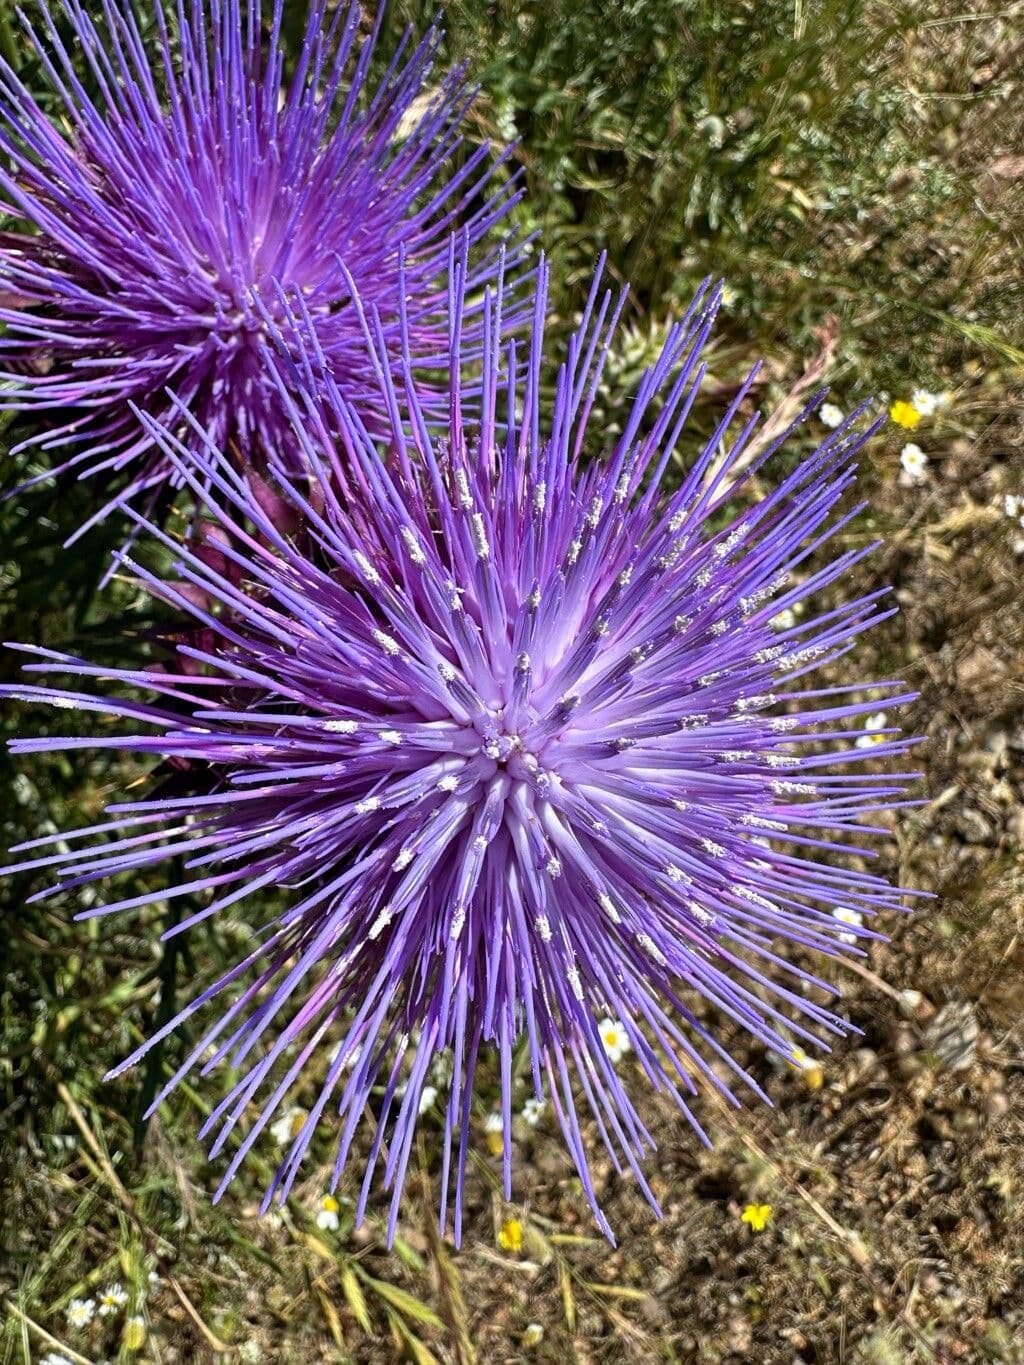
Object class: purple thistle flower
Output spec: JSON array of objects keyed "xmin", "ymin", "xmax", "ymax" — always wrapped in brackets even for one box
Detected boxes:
[
  {"xmin": 0, "ymin": 0, "xmax": 520, "ymax": 532},
  {"xmin": 2, "ymin": 254, "xmax": 924, "ymax": 1243}
]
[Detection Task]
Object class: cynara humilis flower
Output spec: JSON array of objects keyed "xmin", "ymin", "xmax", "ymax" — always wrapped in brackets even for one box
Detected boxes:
[
  {"xmin": 0, "ymin": 0, "xmax": 519, "ymax": 531},
  {"xmin": 1, "ymin": 253, "xmax": 923, "ymax": 1242}
]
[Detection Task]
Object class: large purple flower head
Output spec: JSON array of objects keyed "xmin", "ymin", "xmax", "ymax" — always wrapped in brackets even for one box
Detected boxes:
[
  {"xmin": 0, "ymin": 0, "xmax": 519, "ymax": 530},
  {"xmin": 2, "ymin": 254, "xmax": 922, "ymax": 1242}
]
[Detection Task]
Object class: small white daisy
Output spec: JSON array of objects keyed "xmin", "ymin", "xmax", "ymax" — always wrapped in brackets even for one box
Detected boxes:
[
  {"xmin": 598, "ymin": 1017, "xmax": 632, "ymax": 1064},
  {"xmin": 66, "ymin": 1297, "xmax": 96, "ymax": 1328},
  {"xmin": 910, "ymin": 389, "xmax": 940, "ymax": 417},
  {"xmin": 819, "ymin": 402, "xmax": 844, "ymax": 429},
  {"xmin": 854, "ymin": 710, "xmax": 888, "ymax": 749},
  {"xmin": 315, "ymin": 1194, "xmax": 340, "ymax": 1231},
  {"xmin": 899, "ymin": 443, "xmax": 928, "ymax": 485},
  {"xmin": 833, "ymin": 906, "xmax": 864, "ymax": 945},
  {"xmin": 1002, "ymin": 493, "xmax": 1022, "ymax": 521},
  {"xmin": 417, "ymin": 1084, "xmax": 438, "ymax": 1116},
  {"xmin": 521, "ymin": 1097, "xmax": 545, "ymax": 1127},
  {"xmin": 98, "ymin": 1282, "xmax": 129, "ymax": 1316},
  {"xmin": 270, "ymin": 1105, "xmax": 306, "ymax": 1146},
  {"xmin": 771, "ymin": 607, "xmax": 797, "ymax": 631}
]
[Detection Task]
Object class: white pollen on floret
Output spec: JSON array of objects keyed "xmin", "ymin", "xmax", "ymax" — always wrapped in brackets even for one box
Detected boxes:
[
  {"xmin": 559, "ymin": 692, "xmax": 580, "ymax": 712},
  {"xmin": 528, "ymin": 588, "xmax": 542, "ymax": 610},
  {"xmin": 755, "ymin": 646, "xmax": 783, "ymax": 664},
  {"xmin": 587, "ymin": 494, "xmax": 603, "ymax": 527},
  {"xmin": 516, "ymin": 651, "xmax": 531, "ymax": 673},
  {"xmin": 668, "ymin": 510, "xmax": 686, "ymax": 532},
  {"xmin": 484, "ymin": 740, "xmax": 501, "ymax": 760},
  {"xmin": 698, "ymin": 673, "xmax": 722, "ymax": 687},
  {"xmin": 711, "ymin": 619, "xmax": 728, "ymax": 636},
  {"xmin": 455, "ymin": 469, "xmax": 473, "ymax": 509},
  {"xmin": 637, "ymin": 933, "xmax": 667, "ymax": 966},
  {"xmin": 701, "ymin": 838, "xmax": 726, "ymax": 857},
  {"xmin": 665, "ymin": 863, "xmax": 691, "ymax": 884},
  {"xmin": 598, "ymin": 894, "xmax": 621, "ymax": 923},
  {"xmin": 678, "ymin": 713, "xmax": 710, "ymax": 729},
  {"xmin": 766, "ymin": 753, "xmax": 798, "ymax": 768},
  {"xmin": 566, "ymin": 966, "xmax": 584, "ymax": 1000},
  {"xmin": 471, "ymin": 513, "xmax": 490, "ymax": 560},
  {"xmin": 354, "ymin": 797, "xmax": 381, "ymax": 815},
  {"xmin": 741, "ymin": 813, "xmax": 786, "ymax": 831},
  {"xmin": 401, "ymin": 526, "xmax": 426, "ymax": 565},
  {"xmin": 738, "ymin": 694, "xmax": 775, "ymax": 712},
  {"xmin": 450, "ymin": 904, "xmax": 467, "ymax": 938},
  {"xmin": 673, "ymin": 799, "xmax": 690, "ymax": 812},
  {"xmin": 673, "ymin": 615, "xmax": 692, "ymax": 634},
  {"xmin": 772, "ymin": 780, "xmax": 815, "ymax": 795},
  {"xmin": 378, "ymin": 729, "xmax": 402, "ymax": 746},
  {"xmin": 592, "ymin": 616, "xmax": 610, "ymax": 637},
  {"xmin": 534, "ymin": 914, "xmax": 552, "ymax": 941},
  {"xmin": 448, "ymin": 587, "xmax": 464, "ymax": 612},
  {"xmin": 696, "ymin": 565, "xmax": 714, "ymax": 587},
  {"xmin": 437, "ymin": 775, "xmax": 459, "ymax": 792},
  {"xmin": 780, "ymin": 647, "xmax": 824, "ymax": 670},
  {"xmin": 392, "ymin": 848, "xmax": 414, "ymax": 871},
  {"xmin": 722, "ymin": 749, "xmax": 754, "ymax": 763},
  {"xmin": 716, "ymin": 526, "xmax": 745, "ymax": 556},
  {"xmin": 369, "ymin": 906, "xmax": 394, "ymax": 939},
  {"xmin": 690, "ymin": 903, "xmax": 714, "ymax": 926},
  {"xmin": 737, "ymin": 887, "xmax": 775, "ymax": 910},
  {"xmin": 770, "ymin": 717, "xmax": 797, "ymax": 732},
  {"xmin": 438, "ymin": 660, "xmax": 456, "ymax": 682},
  {"xmin": 472, "ymin": 835, "xmax": 489, "ymax": 853},
  {"xmin": 618, "ymin": 565, "xmax": 633, "ymax": 587},
  {"xmin": 373, "ymin": 630, "xmax": 401, "ymax": 656},
  {"xmin": 568, "ymin": 538, "xmax": 582, "ymax": 565},
  {"xmin": 324, "ymin": 718, "xmax": 358, "ymax": 733},
  {"xmin": 533, "ymin": 481, "xmax": 547, "ymax": 513},
  {"xmin": 740, "ymin": 586, "xmax": 773, "ymax": 614},
  {"xmin": 615, "ymin": 473, "xmax": 631, "ymax": 503},
  {"xmin": 545, "ymin": 857, "xmax": 562, "ymax": 878},
  {"xmin": 354, "ymin": 551, "xmax": 382, "ymax": 585}
]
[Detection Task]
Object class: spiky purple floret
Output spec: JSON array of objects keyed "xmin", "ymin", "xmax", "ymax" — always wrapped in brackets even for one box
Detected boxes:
[
  {"xmin": 2, "ymin": 254, "xmax": 924, "ymax": 1243},
  {"xmin": 0, "ymin": 0, "xmax": 519, "ymax": 531}
]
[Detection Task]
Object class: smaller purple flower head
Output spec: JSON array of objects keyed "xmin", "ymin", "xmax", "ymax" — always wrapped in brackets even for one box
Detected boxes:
[
  {"xmin": 0, "ymin": 0, "xmax": 520, "ymax": 531},
  {"xmin": 2, "ymin": 251, "xmax": 923, "ymax": 1243}
]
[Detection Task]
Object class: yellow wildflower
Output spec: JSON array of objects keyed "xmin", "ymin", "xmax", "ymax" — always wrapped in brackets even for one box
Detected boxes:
[
  {"xmin": 484, "ymin": 1111, "xmax": 504, "ymax": 1156},
  {"xmin": 741, "ymin": 1203, "xmax": 773, "ymax": 1232},
  {"xmin": 789, "ymin": 1046, "xmax": 824, "ymax": 1091},
  {"xmin": 122, "ymin": 1315, "xmax": 148, "ymax": 1351},
  {"xmin": 889, "ymin": 400, "xmax": 921, "ymax": 429},
  {"xmin": 498, "ymin": 1218, "xmax": 524, "ymax": 1253}
]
